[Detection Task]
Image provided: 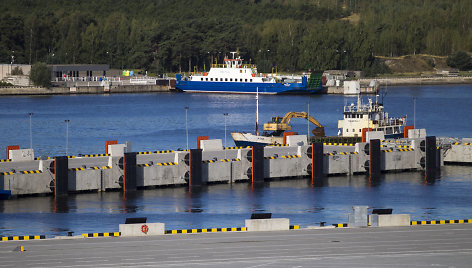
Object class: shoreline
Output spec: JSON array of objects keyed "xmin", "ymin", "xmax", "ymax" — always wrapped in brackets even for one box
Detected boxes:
[
  {"xmin": 1, "ymin": 76, "xmax": 471, "ymax": 96},
  {"xmin": 360, "ymin": 75, "xmax": 472, "ymax": 86}
]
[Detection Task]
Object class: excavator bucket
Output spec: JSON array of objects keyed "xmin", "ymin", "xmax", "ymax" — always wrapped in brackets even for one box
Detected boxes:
[{"xmin": 312, "ymin": 127, "xmax": 325, "ymax": 137}]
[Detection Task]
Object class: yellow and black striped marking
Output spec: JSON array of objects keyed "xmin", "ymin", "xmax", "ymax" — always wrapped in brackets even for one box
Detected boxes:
[
  {"xmin": 1, "ymin": 235, "xmax": 46, "ymax": 242},
  {"xmin": 289, "ymin": 225, "xmax": 300, "ymax": 230},
  {"xmin": 339, "ymin": 152, "xmax": 358, "ymax": 155},
  {"xmin": 165, "ymin": 227, "xmax": 246, "ymax": 234},
  {"xmin": 264, "ymin": 156, "xmax": 276, "ymax": 159},
  {"xmin": 20, "ymin": 170, "xmax": 42, "ymax": 174},
  {"xmin": 323, "ymin": 143, "xmax": 354, "ymax": 146},
  {"xmin": 397, "ymin": 145, "xmax": 411, "ymax": 149},
  {"xmin": 156, "ymin": 162, "xmax": 178, "ymax": 166},
  {"xmin": 411, "ymin": 219, "xmax": 472, "ymax": 225},
  {"xmin": 202, "ymin": 160, "xmax": 216, "ymax": 163},
  {"xmin": 82, "ymin": 232, "xmax": 120, "ymax": 238},
  {"xmin": 137, "ymin": 163, "xmax": 152, "ymax": 167},
  {"xmin": 83, "ymin": 154, "xmax": 109, "ymax": 157},
  {"xmin": 269, "ymin": 144, "xmax": 288, "ymax": 147},
  {"xmin": 91, "ymin": 166, "xmax": 112, "ymax": 170},
  {"xmin": 225, "ymin": 146, "xmax": 250, "ymax": 150},
  {"xmin": 154, "ymin": 150, "xmax": 175, "ymax": 154},
  {"xmin": 67, "ymin": 156, "xmax": 76, "ymax": 159},
  {"xmin": 0, "ymin": 159, "xmax": 11, "ymax": 162},
  {"xmin": 220, "ymin": 158, "xmax": 240, "ymax": 162},
  {"xmin": 68, "ymin": 167, "xmax": 85, "ymax": 171},
  {"xmin": 281, "ymin": 155, "xmax": 301, "ymax": 159},
  {"xmin": 325, "ymin": 153, "xmax": 335, "ymax": 156},
  {"xmin": 382, "ymin": 149, "xmax": 393, "ymax": 153},
  {"xmin": 333, "ymin": 223, "xmax": 349, "ymax": 228},
  {"xmin": 398, "ymin": 148, "xmax": 414, "ymax": 152},
  {"xmin": 138, "ymin": 151, "xmax": 153, "ymax": 155},
  {"xmin": 34, "ymin": 157, "xmax": 51, "ymax": 160},
  {"xmin": 1, "ymin": 171, "xmax": 15, "ymax": 176}
]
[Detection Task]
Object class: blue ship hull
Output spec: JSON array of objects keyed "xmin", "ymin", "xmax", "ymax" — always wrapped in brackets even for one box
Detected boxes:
[{"xmin": 175, "ymin": 75, "xmax": 319, "ymax": 94}]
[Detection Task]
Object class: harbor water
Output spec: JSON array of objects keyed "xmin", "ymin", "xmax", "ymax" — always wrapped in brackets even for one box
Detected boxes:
[{"xmin": 1, "ymin": 84, "xmax": 472, "ymax": 236}]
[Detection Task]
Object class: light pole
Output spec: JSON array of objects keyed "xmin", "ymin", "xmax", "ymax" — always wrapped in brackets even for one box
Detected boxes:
[
  {"xmin": 29, "ymin": 113, "xmax": 33, "ymax": 149},
  {"xmin": 185, "ymin": 107, "xmax": 189, "ymax": 151},
  {"xmin": 307, "ymin": 102, "xmax": 310, "ymax": 137},
  {"xmin": 223, "ymin": 113, "xmax": 228, "ymax": 158},
  {"xmin": 65, "ymin": 120, "xmax": 70, "ymax": 155}
]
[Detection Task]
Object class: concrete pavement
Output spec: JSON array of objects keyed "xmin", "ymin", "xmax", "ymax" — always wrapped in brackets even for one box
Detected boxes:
[{"xmin": 1, "ymin": 224, "xmax": 471, "ymax": 267}]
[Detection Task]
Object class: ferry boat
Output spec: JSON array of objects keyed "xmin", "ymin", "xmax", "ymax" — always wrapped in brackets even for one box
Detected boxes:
[
  {"xmin": 175, "ymin": 52, "xmax": 320, "ymax": 94},
  {"xmin": 337, "ymin": 96, "xmax": 407, "ymax": 138}
]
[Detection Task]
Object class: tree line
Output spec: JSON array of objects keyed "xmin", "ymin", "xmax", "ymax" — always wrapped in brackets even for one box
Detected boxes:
[{"xmin": 0, "ymin": 0, "xmax": 470, "ymax": 75}]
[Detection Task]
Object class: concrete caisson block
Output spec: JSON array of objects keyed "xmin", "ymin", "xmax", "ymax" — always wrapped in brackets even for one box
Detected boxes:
[
  {"xmin": 370, "ymin": 214, "xmax": 411, "ymax": 227},
  {"xmin": 245, "ymin": 218, "xmax": 290, "ymax": 232},
  {"xmin": 119, "ymin": 222, "xmax": 165, "ymax": 237},
  {"xmin": 9, "ymin": 149, "xmax": 34, "ymax": 161},
  {"xmin": 286, "ymin": 135, "xmax": 307, "ymax": 146},
  {"xmin": 200, "ymin": 139, "xmax": 223, "ymax": 151}
]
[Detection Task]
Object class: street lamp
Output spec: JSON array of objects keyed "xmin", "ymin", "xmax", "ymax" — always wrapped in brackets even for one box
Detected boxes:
[
  {"xmin": 65, "ymin": 120, "xmax": 70, "ymax": 155},
  {"xmin": 29, "ymin": 113, "xmax": 33, "ymax": 149},
  {"xmin": 223, "ymin": 113, "xmax": 229, "ymax": 158},
  {"xmin": 307, "ymin": 102, "xmax": 310, "ymax": 137},
  {"xmin": 185, "ymin": 107, "xmax": 189, "ymax": 151}
]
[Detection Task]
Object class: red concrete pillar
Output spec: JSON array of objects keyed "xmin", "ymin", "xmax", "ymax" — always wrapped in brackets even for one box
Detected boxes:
[
  {"xmin": 362, "ymin": 128, "xmax": 372, "ymax": 143},
  {"xmin": 197, "ymin": 136, "xmax": 209, "ymax": 149},
  {"xmin": 6, "ymin": 145, "xmax": 20, "ymax": 159},
  {"xmin": 283, "ymin": 132, "xmax": 295, "ymax": 145},
  {"xmin": 404, "ymin": 126, "xmax": 414, "ymax": 138},
  {"xmin": 105, "ymin": 140, "xmax": 118, "ymax": 154}
]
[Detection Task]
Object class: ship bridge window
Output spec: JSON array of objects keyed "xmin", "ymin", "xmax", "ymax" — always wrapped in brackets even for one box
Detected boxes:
[
  {"xmin": 245, "ymin": 79, "xmax": 248, "ymax": 82},
  {"xmin": 352, "ymin": 129, "xmax": 355, "ymax": 132},
  {"xmin": 206, "ymin": 78, "xmax": 208, "ymax": 81},
  {"xmin": 201, "ymin": 78, "xmax": 203, "ymax": 81},
  {"xmin": 359, "ymin": 129, "xmax": 361, "ymax": 132},
  {"xmin": 225, "ymin": 78, "xmax": 228, "ymax": 81},
  {"xmin": 240, "ymin": 79, "xmax": 243, "ymax": 82},
  {"xmin": 230, "ymin": 78, "xmax": 233, "ymax": 81},
  {"xmin": 250, "ymin": 79, "xmax": 253, "ymax": 82},
  {"xmin": 210, "ymin": 78, "xmax": 213, "ymax": 81},
  {"xmin": 220, "ymin": 78, "xmax": 223, "ymax": 81}
]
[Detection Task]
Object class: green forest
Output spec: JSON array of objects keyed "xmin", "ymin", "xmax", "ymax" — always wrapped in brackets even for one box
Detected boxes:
[{"xmin": 0, "ymin": 0, "xmax": 471, "ymax": 75}]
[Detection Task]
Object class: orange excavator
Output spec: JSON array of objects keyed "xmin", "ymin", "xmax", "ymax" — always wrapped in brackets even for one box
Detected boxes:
[{"xmin": 263, "ymin": 112, "xmax": 325, "ymax": 137}]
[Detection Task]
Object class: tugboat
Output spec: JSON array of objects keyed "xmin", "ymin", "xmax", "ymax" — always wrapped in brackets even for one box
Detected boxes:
[
  {"xmin": 337, "ymin": 95, "xmax": 407, "ymax": 138},
  {"xmin": 175, "ymin": 52, "xmax": 321, "ymax": 94}
]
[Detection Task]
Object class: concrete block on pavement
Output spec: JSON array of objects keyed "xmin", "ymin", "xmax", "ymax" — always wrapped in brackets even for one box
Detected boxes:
[
  {"xmin": 245, "ymin": 218, "xmax": 290, "ymax": 232},
  {"xmin": 370, "ymin": 214, "xmax": 411, "ymax": 227},
  {"xmin": 119, "ymin": 222, "xmax": 165, "ymax": 237}
]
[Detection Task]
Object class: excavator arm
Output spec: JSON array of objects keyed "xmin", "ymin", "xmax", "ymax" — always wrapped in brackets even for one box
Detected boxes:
[
  {"xmin": 280, "ymin": 112, "xmax": 323, "ymax": 128},
  {"xmin": 263, "ymin": 111, "xmax": 325, "ymax": 137}
]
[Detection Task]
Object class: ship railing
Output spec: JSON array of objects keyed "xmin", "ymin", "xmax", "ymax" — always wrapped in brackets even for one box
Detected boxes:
[{"xmin": 211, "ymin": 64, "xmax": 257, "ymax": 69}]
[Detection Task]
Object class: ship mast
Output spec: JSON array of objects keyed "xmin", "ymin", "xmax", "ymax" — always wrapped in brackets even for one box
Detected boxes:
[{"xmin": 255, "ymin": 87, "xmax": 259, "ymax": 136}]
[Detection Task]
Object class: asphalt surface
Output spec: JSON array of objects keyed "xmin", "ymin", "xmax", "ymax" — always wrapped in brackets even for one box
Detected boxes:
[{"xmin": 1, "ymin": 224, "xmax": 471, "ymax": 267}]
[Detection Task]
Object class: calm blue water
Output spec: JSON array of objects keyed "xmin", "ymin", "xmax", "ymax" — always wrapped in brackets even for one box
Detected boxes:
[{"xmin": 0, "ymin": 84, "xmax": 472, "ymax": 236}]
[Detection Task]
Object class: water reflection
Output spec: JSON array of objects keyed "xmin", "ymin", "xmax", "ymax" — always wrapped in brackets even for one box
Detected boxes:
[{"xmin": 0, "ymin": 166, "xmax": 471, "ymax": 236}]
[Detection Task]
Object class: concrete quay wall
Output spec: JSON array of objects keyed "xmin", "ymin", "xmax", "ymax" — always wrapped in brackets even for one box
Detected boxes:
[
  {"xmin": 0, "ymin": 84, "xmax": 171, "ymax": 96},
  {"xmin": 1, "ymin": 136, "xmax": 464, "ymax": 197},
  {"xmin": 360, "ymin": 76, "xmax": 472, "ymax": 86}
]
